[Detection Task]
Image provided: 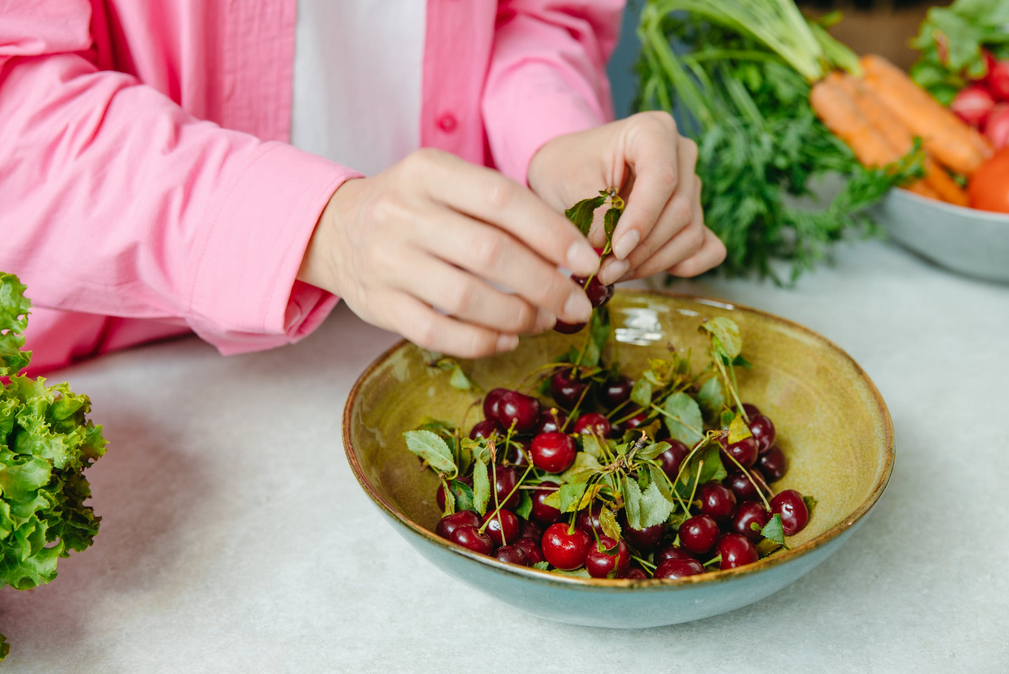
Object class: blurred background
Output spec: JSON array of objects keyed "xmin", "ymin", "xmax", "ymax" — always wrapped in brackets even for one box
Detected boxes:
[{"xmin": 607, "ymin": 0, "xmax": 951, "ymax": 117}]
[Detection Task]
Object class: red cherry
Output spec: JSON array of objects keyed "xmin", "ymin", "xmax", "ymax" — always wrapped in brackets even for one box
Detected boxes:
[
  {"xmin": 435, "ymin": 510, "xmax": 479, "ymax": 540},
  {"xmin": 530, "ymin": 482, "xmax": 562, "ymax": 525},
  {"xmin": 575, "ymin": 505, "xmax": 605, "ymax": 537},
  {"xmin": 759, "ymin": 445, "xmax": 788, "ymax": 482},
  {"xmin": 617, "ymin": 410, "xmax": 647, "ymax": 436},
  {"xmin": 532, "ymin": 408, "xmax": 568, "ymax": 435},
  {"xmin": 654, "ymin": 545, "xmax": 697, "ymax": 565},
  {"xmin": 718, "ymin": 533, "xmax": 759, "ymax": 570},
  {"xmin": 530, "ymin": 432, "xmax": 577, "ymax": 473},
  {"xmin": 518, "ymin": 519, "xmax": 542, "ymax": 540},
  {"xmin": 494, "ymin": 544, "xmax": 530, "ymax": 566},
  {"xmin": 483, "ymin": 388, "xmax": 507, "ymax": 420},
  {"xmin": 501, "ymin": 439, "xmax": 530, "ymax": 467},
  {"xmin": 657, "ymin": 439, "xmax": 690, "ymax": 481},
  {"xmin": 678, "ymin": 515, "xmax": 720, "ymax": 555},
  {"xmin": 770, "ymin": 489, "xmax": 809, "ymax": 535},
  {"xmin": 722, "ymin": 436, "xmax": 758, "ymax": 469},
  {"xmin": 748, "ymin": 414, "xmax": 776, "ymax": 453},
  {"xmin": 553, "ymin": 320, "xmax": 587, "ymax": 334},
  {"xmin": 623, "ymin": 522, "xmax": 666, "ymax": 552},
  {"xmin": 654, "ymin": 558, "xmax": 705, "ymax": 579},
  {"xmin": 436, "ymin": 477, "xmax": 473, "ymax": 512},
  {"xmin": 513, "ymin": 537, "xmax": 544, "ymax": 565},
  {"xmin": 573, "ymin": 412, "xmax": 611, "ymax": 437},
  {"xmin": 496, "ymin": 391, "xmax": 541, "ymax": 433},
  {"xmin": 542, "ymin": 523, "xmax": 592, "ymax": 570},
  {"xmin": 600, "ymin": 376, "xmax": 633, "ymax": 407},
  {"xmin": 469, "ymin": 418, "xmax": 502, "ymax": 440},
  {"xmin": 492, "ymin": 465, "xmax": 522, "ymax": 510},
  {"xmin": 624, "ymin": 568, "xmax": 649, "ymax": 580},
  {"xmin": 450, "ymin": 524, "xmax": 493, "ymax": 555},
  {"xmin": 741, "ymin": 403, "xmax": 761, "ymax": 418},
  {"xmin": 550, "ymin": 369, "xmax": 589, "ymax": 409},
  {"xmin": 724, "ymin": 469, "xmax": 771, "ymax": 503},
  {"xmin": 698, "ymin": 483, "xmax": 737, "ymax": 524},
  {"xmin": 731, "ymin": 501, "xmax": 770, "ymax": 542},
  {"xmin": 481, "ymin": 509, "xmax": 520, "ymax": 547},
  {"xmin": 585, "ymin": 536, "xmax": 631, "ymax": 578},
  {"xmin": 571, "ymin": 275, "xmax": 614, "ymax": 308}
]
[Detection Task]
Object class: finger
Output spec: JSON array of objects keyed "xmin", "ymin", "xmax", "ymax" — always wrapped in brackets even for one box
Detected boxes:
[
  {"xmin": 609, "ymin": 113, "xmax": 687, "ymax": 261},
  {"xmin": 667, "ymin": 228, "xmax": 727, "ymax": 278},
  {"xmin": 411, "ymin": 206, "xmax": 590, "ymax": 324},
  {"xmin": 393, "ymin": 249, "xmax": 555, "ymax": 335},
  {"xmin": 407, "ymin": 149, "xmax": 599, "ymax": 276},
  {"xmin": 620, "ymin": 190, "xmax": 706, "ymax": 281},
  {"xmin": 383, "ymin": 290, "xmax": 518, "ymax": 359}
]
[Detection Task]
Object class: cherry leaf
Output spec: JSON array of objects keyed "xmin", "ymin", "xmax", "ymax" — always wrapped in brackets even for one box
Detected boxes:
[
  {"xmin": 599, "ymin": 506, "xmax": 622, "ymax": 542},
  {"xmin": 532, "ymin": 561, "xmax": 550, "ymax": 570},
  {"xmin": 728, "ymin": 413, "xmax": 753, "ymax": 444},
  {"xmin": 516, "ymin": 490, "xmax": 534, "ymax": 520},
  {"xmin": 630, "ymin": 378, "xmax": 652, "ymax": 409},
  {"xmin": 761, "ymin": 513, "xmax": 785, "ymax": 545},
  {"xmin": 700, "ymin": 317, "xmax": 742, "ymax": 359},
  {"xmin": 472, "ymin": 458, "xmax": 490, "ymax": 516},
  {"xmin": 564, "ymin": 194, "xmax": 608, "ymax": 237},
  {"xmin": 662, "ymin": 392, "xmax": 704, "ymax": 446},
  {"xmin": 696, "ymin": 377, "xmax": 725, "ymax": 417},
  {"xmin": 403, "ymin": 430, "xmax": 456, "ymax": 475}
]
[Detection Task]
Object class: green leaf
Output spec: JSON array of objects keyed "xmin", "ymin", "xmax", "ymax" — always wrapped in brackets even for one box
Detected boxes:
[
  {"xmin": 472, "ymin": 458, "xmax": 490, "ymax": 516},
  {"xmin": 516, "ymin": 490, "xmax": 533, "ymax": 520},
  {"xmin": 560, "ymin": 452, "xmax": 602, "ymax": 483},
  {"xmin": 558, "ymin": 483, "xmax": 589, "ymax": 513},
  {"xmin": 732, "ymin": 354, "xmax": 753, "ymax": 369},
  {"xmin": 636, "ymin": 441, "xmax": 670, "ymax": 461},
  {"xmin": 603, "ymin": 205, "xmax": 623, "ymax": 242},
  {"xmin": 564, "ymin": 194, "xmax": 608, "ymax": 237},
  {"xmin": 648, "ymin": 464, "xmax": 674, "ymax": 502},
  {"xmin": 630, "ymin": 378, "xmax": 652, "ymax": 409},
  {"xmin": 697, "ymin": 377, "xmax": 725, "ymax": 416},
  {"xmin": 580, "ymin": 434, "xmax": 606, "ymax": 459},
  {"xmin": 727, "ymin": 414, "xmax": 752, "ymax": 444},
  {"xmin": 551, "ymin": 567, "xmax": 591, "ymax": 578},
  {"xmin": 623, "ymin": 478, "xmax": 674, "ymax": 530},
  {"xmin": 433, "ymin": 358, "xmax": 479, "ymax": 392},
  {"xmin": 403, "ymin": 430, "xmax": 457, "ymax": 475},
  {"xmin": 719, "ymin": 409, "xmax": 735, "ymax": 430},
  {"xmin": 598, "ymin": 506, "xmax": 621, "ymax": 542},
  {"xmin": 662, "ymin": 392, "xmax": 704, "ymax": 446},
  {"xmin": 532, "ymin": 561, "xmax": 550, "ymax": 570},
  {"xmin": 700, "ymin": 317, "xmax": 742, "ymax": 359},
  {"xmin": 761, "ymin": 513, "xmax": 785, "ymax": 545},
  {"xmin": 440, "ymin": 479, "xmax": 455, "ymax": 516},
  {"xmin": 696, "ymin": 445, "xmax": 727, "ymax": 484},
  {"xmin": 803, "ymin": 494, "xmax": 817, "ymax": 519}
]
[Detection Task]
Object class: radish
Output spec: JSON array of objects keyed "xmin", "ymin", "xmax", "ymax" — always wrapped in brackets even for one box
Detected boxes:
[
  {"xmin": 984, "ymin": 104, "xmax": 1009, "ymax": 149},
  {"xmin": 986, "ymin": 59, "xmax": 1009, "ymax": 103},
  {"xmin": 951, "ymin": 85, "xmax": 996, "ymax": 127}
]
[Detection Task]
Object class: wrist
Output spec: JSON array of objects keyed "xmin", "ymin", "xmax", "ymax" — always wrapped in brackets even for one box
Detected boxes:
[{"xmin": 297, "ymin": 176, "xmax": 367, "ymax": 296}]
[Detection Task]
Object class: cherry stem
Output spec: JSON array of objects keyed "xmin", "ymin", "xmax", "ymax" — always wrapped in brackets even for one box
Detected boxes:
[
  {"xmin": 648, "ymin": 403, "xmax": 704, "ymax": 438},
  {"xmin": 686, "ymin": 459, "xmax": 704, "ymax": 510},
  {"xmin": 559, "ymin": 383, "xmax": 592, "ymax": 433},
  {"xmin": 703, "ymin": 555, "xmax": 722, "ymax": 567},
  {"xmin": 722, "ymin": 450, "xmax": 771, "ymax": 510},
  {"xmin": 630, "ymin": 555, "xmax": 656, "ymax": 571}
]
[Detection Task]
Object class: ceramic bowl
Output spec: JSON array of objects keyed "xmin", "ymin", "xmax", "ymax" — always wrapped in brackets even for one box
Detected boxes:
[
  {"xmin": 874, "ymin": 188, "xmax": 1009, "ymax": 284},
  {"xmin": 342, "ymin": 291, "xmax": 894, "ymax": 628}
]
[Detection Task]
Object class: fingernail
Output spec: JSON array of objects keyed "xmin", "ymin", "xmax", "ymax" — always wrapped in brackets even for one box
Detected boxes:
[
  {"xmin": 564, "ymin": 289, "xmax": 593, "ymax": 323},
  {"xmin": 599, "ymin": 259, "xmax": 630, "ymax": 286},
  {"xmin": 533, "ymin": 309, "xmax": 556, "ymax": 332},
  {"xmin": 496, "ymin": 333, "xmax": 519, "ymax": 352},
  {"xmin": 613, "ymin": 230, "xmax": 640, "ymax": 261},
  {"xmin": 566, "ymin": 241, "xmax": 600, "ymax": 275}
]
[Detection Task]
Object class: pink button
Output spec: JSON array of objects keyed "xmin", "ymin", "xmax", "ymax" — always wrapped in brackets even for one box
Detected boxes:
[{"xmin": 437, "ymin": 113, "xmax": 457, "ymax": 133}]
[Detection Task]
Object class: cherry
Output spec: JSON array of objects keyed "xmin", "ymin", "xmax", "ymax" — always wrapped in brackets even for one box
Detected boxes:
[
  {"xmin": 770, "ymin": 489, "xmax": 809, "ymax": 535},
  {"xmin": 748, "ymin": 414, "xmax": 776, "ymax": 453},
  {"xmin": 530, "ymin": 482, "xmax": 563, "ymax": 525},
  {"xmin": 518, "ymin": 519, "xmax": 543, "ymax": 540},
  {"xmin": 571, "ymin": 275, "xmax": 614, "ymax": 309},
  {"xmin": 718, "ymin": 533, "xmax": 759, "ymax": 570},
  {"xmin": 657, "ymin": 440, "xmax": 690, "ymax": 481},
  {"xmin": 741, "ymin": 403, "xmax": 761, "ymax": 418},
  {"xmin": 483, "ymin": 388, "xmax": 507, "ymax": 420},
  {"xmin": 698, "ymin": 483, "xmax": 737, "ymax": 524},
  {"xmin": 600, "ymin": 376, "xmax": 633, "ymax": 408},
  {"xmin": 492, "ymin": 465, "xmax": 522, "ymax": 510},
  {"xmin": 759, "ymin": 445, "xmax": 788, "ymax": 482},
  {"xmin": 731, "ymin": 501, "xmax": 770, "ymax": 543},
  {"xmin": 654, "ymin": 558, "xmax": 705, "ymax": 579},
  {"xmin": 532, "ymin": 408, "xmax": 568, "ymax": 435},
  {"xmin": 481, "ymin": 509, "xmax": 520, "ymax": 547},
  {"xmin": 550, "ymin": 369, "xmax": 589, "ymax": 409},
  {"xmin": 585, "ymin": 536, "xmax": 631, "ymax": 579},
  {"xmin": 553, "ymin": 319, "xmax": 587, "ymax": 334},
  {"xmin": 654, "ymin": 545, "xmax": 697, "ymax": 565},
  {"xmin": 623, "ymin": 522, "xmax": 666, "ymax": 552},
  {"xmin": 501, "ymin": 439, "xmax": 530, "ymax": 467},
  {"xmin": 722, "ymin": 436, "xmax": 758, "ymax": 469},
  {"xmin": 573, "ymin": 412, "xmax": 611, "ymax": 438},
  {"xmin": 496, "ymin": 391, "xmax": 541, "ymax": 433},
  {"xmin": 575, "ymin": 505, "xmax": 605, "ymax": 537},
  {"xmin": 436, "ymin": 477, "xmax": 473, "ymax": 512},
  {"xmin": 435, "ymin": 510, "xmax": 480, "ymax": 540},
  {"xmin": 724, "ymin": 469, "xmax": 771, "ymax": 503},
  {"xmin": 614, "ymin": 410, "xmax": 647, "ymax": 437},
  {"xmin": 678, "ymin": 515, "xmax": 720, "ymax": 555},
  {"xmin": 542, "ymin": 523, "xmax": 592, "ymax": 570},
  {"xmin": 494, "ymin": 544, "xmax": 530, "ymax": 566},
  {"xmin": 624, "ymin": 568, "xmax": 649, "ymax": 580},
  {"xmin": 530, "ymin": 432, "xmax": 577, "ymax": 473},
  {"xmin": 469, "ymin": 418, "xmax": 502, "ymax": 440},
  {"xmin": 450, "ymin": 524, "xmax": 493, "ymax": 555},
  {"xmin": 513, "ymin": 537, "xmax": 544, "ymax": 565}
]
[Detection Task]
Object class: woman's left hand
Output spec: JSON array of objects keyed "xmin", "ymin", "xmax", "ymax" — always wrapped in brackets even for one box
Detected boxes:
[{"xmin": 528, "ymin": 111, "xmax": 727, "ymax": 286}]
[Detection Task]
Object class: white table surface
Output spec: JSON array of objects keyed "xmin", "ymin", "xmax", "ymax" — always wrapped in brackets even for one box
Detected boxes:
[{"xmin": 2, "ymin": 239, "xmax": 1007, "ymax": 673}]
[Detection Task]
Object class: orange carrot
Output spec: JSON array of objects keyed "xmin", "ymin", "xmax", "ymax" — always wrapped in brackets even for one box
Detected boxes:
[
  {"xmin": 860, "ymin": 55, "xmax": 992, "ymax": 175},
  {"xmin": 905, "ymin": 181, "xmax": 940, "ymax": 200},
  {"xmin": 833, "ymin": 73, "xmax": 969, "ymax": 206},
  {"xmin": 810, "ymin": 77, "xmax": 896, "ymax": 169}
]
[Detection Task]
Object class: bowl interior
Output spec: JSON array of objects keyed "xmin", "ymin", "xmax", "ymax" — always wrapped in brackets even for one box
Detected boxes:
[{"xmin": 345, "ymin": 292, "xmax": 893, "ymax": 567}]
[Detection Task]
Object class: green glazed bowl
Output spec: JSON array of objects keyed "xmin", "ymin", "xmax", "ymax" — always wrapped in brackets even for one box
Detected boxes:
[{"xmin": 342, "ymin": 291, "xmax": 894, "ymax": 628}]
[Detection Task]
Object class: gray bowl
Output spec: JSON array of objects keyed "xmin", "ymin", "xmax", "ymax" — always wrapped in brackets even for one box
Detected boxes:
[{"xmin": 874, "ymin": 188, "xmax": 1009, "ymax": 283}]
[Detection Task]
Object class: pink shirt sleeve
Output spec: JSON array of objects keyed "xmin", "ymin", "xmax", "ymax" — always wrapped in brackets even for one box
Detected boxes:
[
  {"xmin": 482, "ymin": 0, "xmax": 625, "ymax": 184},
  {"xmin": 0, "ymin": 2, "xmax": 360, "ymax": 357}
]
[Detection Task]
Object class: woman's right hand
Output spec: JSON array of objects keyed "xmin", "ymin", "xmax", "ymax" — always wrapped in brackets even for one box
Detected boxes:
[{"xmin": 297, "ymin": 149, "xmax": 601, "ymax": 359}]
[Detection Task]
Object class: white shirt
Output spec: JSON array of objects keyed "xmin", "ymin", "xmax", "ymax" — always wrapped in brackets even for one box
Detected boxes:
[{"xmin": 291, "ymin": 1, "xmax": 426, "ymax": 176}]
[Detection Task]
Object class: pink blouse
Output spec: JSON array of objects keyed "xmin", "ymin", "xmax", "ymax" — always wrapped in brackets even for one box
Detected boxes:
[{"xmin": 0, "ymin": 0, "xmax": 621, "ymax": 373}]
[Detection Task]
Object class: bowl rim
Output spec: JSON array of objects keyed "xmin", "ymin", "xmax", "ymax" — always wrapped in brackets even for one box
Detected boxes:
[
  {"xmin": 893, "ymin": 186, "xmax": 1009, "ymax": 223},
  {"xmin": 342, "ymin": 290, "xmax": 895, "ymax": 589}
]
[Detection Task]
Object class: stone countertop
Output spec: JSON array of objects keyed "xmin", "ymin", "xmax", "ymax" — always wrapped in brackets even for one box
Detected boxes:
[{"xmin": 2, "ymin": 240, "xmax": 1007, "ymax": 673}]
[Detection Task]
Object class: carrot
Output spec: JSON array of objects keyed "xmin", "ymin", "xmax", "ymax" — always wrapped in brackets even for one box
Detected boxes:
[
  {"xmin": 905, "ymin": 181, "xmax": 940, "ymax": 200},
  {"xmin": 860, "ymin": 55, "xmax": 992, "ymax": 175},
  {"xmin": 833, "ymin": 73, "xmax": 970, "ymax": 206},
  {"xmin": 810, "ymin": 77, "xmax": 897, "ymax": 169}
]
